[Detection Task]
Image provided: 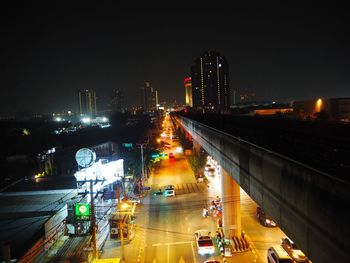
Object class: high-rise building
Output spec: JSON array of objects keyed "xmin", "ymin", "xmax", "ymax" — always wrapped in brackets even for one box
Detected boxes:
[
  {"xmin": 140, "ymin": 81, "xmax": 158, "ymax": 112},
  {"xmin": 78, "ymin": 89, "xmax": 97, "ymax": 115},
  {"xmin": 184, "ymin": 77, "xmax": 193, "ymax": 107},
  {"xmin": 111, "ymin": 88, "xmax": 124, "ymax": 112},
  {"xmin": 191, "ymin": 51, "xmax": 230, "ymax": 112}
]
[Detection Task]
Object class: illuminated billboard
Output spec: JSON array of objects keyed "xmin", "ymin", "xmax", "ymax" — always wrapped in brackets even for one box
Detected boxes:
[
  {"xmin": 75, "ymin": 203, "xmax": 91, "ymax": 220},
  {"xmin": 74, "ymin": 159, "xmax": 124, "ymax": 193}
]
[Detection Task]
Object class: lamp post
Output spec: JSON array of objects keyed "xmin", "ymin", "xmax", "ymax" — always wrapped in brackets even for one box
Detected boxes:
[
  {"xmin": 136, "ymin": 143, "xmax": 146, "ymax": 182},
  {"xmin": 140, "ymin": 144, "xmax": 145, "ymax": 181},
  {"xmin": 117, "ymin": 184, "xmax": 125, "ymax": 260}
]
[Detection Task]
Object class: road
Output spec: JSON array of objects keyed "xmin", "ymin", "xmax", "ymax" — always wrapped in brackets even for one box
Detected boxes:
[
  {"xmin": 240, "ymin": 189, "xmax": 287, "ymax": 263},
  {"xmin": 101, "ymin": 114, "xmax": 289, "ymax": 263},
  {"xmin": 140, "ymin": 151, "xmax": 220, "ymax": 263}
]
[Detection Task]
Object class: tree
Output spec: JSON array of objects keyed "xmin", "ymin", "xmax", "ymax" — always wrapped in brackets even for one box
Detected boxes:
[{"xmin": 188, "ymin": 151, "xmax": 207, "ymax": 178}]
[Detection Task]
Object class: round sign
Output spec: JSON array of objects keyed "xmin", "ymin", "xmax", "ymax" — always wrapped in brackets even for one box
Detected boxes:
[
  {"xmin": 75, "ymin": 148, "xmax": 96, "ymax": 167},
  {"xmin": 79, "ymin": 205, "xmax": 87, "ymax": 214}
]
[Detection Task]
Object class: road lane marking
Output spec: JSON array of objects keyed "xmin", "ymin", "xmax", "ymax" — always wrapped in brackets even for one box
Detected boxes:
[
  {"xmin": 167, "ymin": 243, "xmax": 170, "ymax": 263},
  {"xmin": 152, "ymin": 241, "xmax": 193, "ymax": 246},
  {"xmin": 191, "ymin": 241, "xmax": 197, "ymax": 263}
]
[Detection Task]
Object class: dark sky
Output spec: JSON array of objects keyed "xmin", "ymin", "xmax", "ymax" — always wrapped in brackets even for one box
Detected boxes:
[{"xmin": 1, "ymin": 2, "xmax": 349, "ymax": 114}]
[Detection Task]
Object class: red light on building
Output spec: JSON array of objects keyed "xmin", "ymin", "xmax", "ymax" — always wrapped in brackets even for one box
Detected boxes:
[{"xmin": 184, "ymin": 77, "xmax": 191, "ymax": 85}]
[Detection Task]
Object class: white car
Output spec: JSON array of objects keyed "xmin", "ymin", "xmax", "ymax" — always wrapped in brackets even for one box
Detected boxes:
[
  {"xmin": 164, "ymin": 189, "xmax": 175, "ymax": 197},
  {"xmin": 194, "ymin": 229, "xmax": 214, "ymax": 255}
]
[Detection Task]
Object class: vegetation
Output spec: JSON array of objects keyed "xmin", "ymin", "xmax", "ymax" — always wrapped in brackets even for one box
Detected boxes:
[{"xmin": 188, "ymin": 151, "xmax": 207, "ymax": 178}]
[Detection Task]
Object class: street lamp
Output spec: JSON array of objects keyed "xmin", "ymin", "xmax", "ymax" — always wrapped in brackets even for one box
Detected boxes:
[{"xmin": 137, "ymin": 143, "xmax": 145, "ymax": 181}]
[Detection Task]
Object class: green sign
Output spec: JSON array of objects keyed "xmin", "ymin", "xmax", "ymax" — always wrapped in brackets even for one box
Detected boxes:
[
  {"xmin": 75, "ymin": 203, "xmax": 91, "ymax": 220},
  {"xmin": 122, "ymin": 143, "xmax": 133, "ymax": 148},
  {"xmin": 151, "ymin": 154, "xmax": 160, "ymax": 158}
]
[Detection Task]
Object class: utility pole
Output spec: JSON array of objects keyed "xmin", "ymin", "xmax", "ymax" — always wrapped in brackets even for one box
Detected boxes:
[
  {"xmin": 117, "ymin": 184, "xmax": 125, "ymax": 260},
  {"xmin": 140, "ymin": 143, "xmax": 145, "ymax": 181},
  {"xmin": 122, "ymin": 175, "xmax": 126, "ymax": 199},
  {"xmin": 89, "ymin": 180, "xmax": 98, "ymax": 259}
]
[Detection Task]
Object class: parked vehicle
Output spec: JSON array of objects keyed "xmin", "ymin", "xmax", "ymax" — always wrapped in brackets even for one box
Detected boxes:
[
  {"xmin": 267, "ymin": 246, "xmax": 293, "ymax": 263},
  {"xmin": 281, "ymin": 237, "xmax": 309, "ymax": 263},
  {"xmin": 256, "ymin": 207, "xmax": 277, "ymax": 227}
]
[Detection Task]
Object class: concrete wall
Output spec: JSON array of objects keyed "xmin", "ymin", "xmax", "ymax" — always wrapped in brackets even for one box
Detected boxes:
[{"xmin": 174, "ymin": 115, "xmax": 350, "ymax": 263}]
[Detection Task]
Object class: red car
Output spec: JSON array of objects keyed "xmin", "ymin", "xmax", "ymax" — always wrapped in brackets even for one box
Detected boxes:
[{"xmin": 168, "ymin": 152, "xmax": 175, "ymax": 161}]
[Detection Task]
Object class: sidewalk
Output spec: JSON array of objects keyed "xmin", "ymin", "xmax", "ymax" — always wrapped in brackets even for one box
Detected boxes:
[{"xmin": 99, "ymin": 213, "xmax": 147, "ymax": 262}]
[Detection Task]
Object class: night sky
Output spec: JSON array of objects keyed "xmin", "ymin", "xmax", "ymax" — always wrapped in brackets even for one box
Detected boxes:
[{"xmin": 1, "ymin": 2, "xmax": 349, "ymax": 114}]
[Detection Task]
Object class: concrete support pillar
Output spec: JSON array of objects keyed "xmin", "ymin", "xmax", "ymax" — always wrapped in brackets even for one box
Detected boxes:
[
  {"xmin": 185, "ymin": 130, "xmax": 191, "ymax": 140},
  {"xmin": 193, "ymin": 140, "xmax": 202, "ymax": 154},
  {"xmin": 221, "ymin": 169, "xmax": 241, "ymax": 238}
]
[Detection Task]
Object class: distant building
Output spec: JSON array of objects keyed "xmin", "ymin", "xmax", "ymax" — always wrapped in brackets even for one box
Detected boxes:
[
  {"xmin": 140, "ymin": 81, "xmax": 158, "ymax": 112},
  {"xmin": 293, "ymin": 97, "xmax": 350, "ymax": 122},
  {"xmin": 111, "ymin": 87, "xmax": 124, "ymax": 112},
  {"xmin": 191, "ymin": 51, "xmax": 230, "ymax": 112},
  {"xmin": 184, "ymin": 77, "xmax": 193, "ymax": 107},
  {"xmin": 78, "ymin": 89, "xmax": 97, "ymax": 116}
]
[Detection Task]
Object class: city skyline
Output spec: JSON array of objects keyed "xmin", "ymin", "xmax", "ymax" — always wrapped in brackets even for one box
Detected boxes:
[{"xmin": 1, "ymin": 3, "xmax": 350, "ymax": 114}]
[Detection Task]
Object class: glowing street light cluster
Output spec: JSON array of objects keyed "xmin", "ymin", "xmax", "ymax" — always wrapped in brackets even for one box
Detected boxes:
[{"xmin": 205, "ymin": 156, "xmax": 222, "ymax": 194}]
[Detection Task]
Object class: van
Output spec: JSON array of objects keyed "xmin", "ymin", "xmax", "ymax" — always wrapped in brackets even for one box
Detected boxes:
[{"xmin": 267, "ymin": 246, "xmax": 293, "ymax": 263}]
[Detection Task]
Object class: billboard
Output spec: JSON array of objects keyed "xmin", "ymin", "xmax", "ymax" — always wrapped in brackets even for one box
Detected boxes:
[{"xmin": 74, "ymin": 159, "xmax": 124, "ymax": 193}]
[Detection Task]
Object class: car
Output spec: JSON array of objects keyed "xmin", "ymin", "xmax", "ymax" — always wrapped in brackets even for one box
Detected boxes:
[
  {"xmin": 256, "ymin": 207, "xmax": 277, "ymax": 227},
  {"xmin": 124, "ymin": 197, "xmax": 141, "ymax": 204},
  {"xmin": 207, "ymin": 168, "xmax": 216, "ymax": 177},
  {"xmin": 194, "ymin": 229, "xmax": 215, "ymax": 255},
  {"xmin": 281, "ymin": 237, "xmax": 309, "ymax": 263},
  {"xmin": 164, "ymin": 189, "xmax": 175, "ymax": 197},
  {"xmin": 168, "ymin": 152, "xmax": 176, "ymax": 160},
  {"xmin": 267, "ymin": 246, "xmax": 293, "ymax": 263},
  {"xmin": 165, "ymin": 185, "xmax": 175, "ymax": 190},
  {"xmin": 205, "ymin": 164, "xmax": 212, "ymax": 171},
  {"xmin": 153, "ymin": 190, "xmax": 163, "ymax": 196}
]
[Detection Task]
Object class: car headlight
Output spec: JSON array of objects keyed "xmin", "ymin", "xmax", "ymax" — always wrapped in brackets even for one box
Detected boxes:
[
  {"xmin": 265, "ymin": 219, "xmax": 271, "ymax": 224},
  {"xmin": 292, "ymin": 252, "xmax": 299, "ymax": 259}
]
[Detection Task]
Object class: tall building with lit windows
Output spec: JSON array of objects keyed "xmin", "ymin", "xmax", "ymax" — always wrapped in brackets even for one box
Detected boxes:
[
  {"xmin": 191, "ymin": 51, "xmax": 230, "ymax": 112},
  {"xmin": 184, "ymin": 77, "xmax": 193, "ymax": 107},
  {"xmin": 78, "ymin": 89, "xmax": 97, "ymax": 115},
  {"xmin": 140, "ymin": 81, "xmax": 158, "ymax": 112}
]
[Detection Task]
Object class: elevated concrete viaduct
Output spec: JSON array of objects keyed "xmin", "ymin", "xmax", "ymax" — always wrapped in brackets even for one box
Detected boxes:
[{"xmin": 173, "ymin": 115, "xmax": 350, "ymax": 263}]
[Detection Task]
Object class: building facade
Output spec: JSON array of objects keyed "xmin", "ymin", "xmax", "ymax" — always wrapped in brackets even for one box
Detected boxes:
[
  {"xmin": 191, "ymin": 51, "xmax": 230, "ymax": 112},
  {"xmin": 111, "ymin": 88, "xmax": 124, "ymax": 113},
  {"xmin": 184, "ymin": 77, "xmax": 193, "ymax": 107},
  {"xmin": 140, "ymin": 81, "xmax": 158, "ymax": 112},
  {"xmin": 293, "ymin": 97, "xmax": 350, "ymax": 122},
  {"xmin": 78, "ymin": 89, "xmax": 97, "ymax": 116}
]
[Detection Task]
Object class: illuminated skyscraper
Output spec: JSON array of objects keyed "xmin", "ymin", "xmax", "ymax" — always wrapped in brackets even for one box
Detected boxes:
[
  {"xmin": 191, "ymin": 51, "xmax": 230, "ymax": 112},
  {"xmin": 184, "ymin": 77, "xmax": 193, "ymax": 107},
  {"xmin": 140, "ymin": 81, "xmax": 158, "ymax": 112},
  {"xmin": 78, "ymin": 89, "xmax": 97, "ymax": 115}
]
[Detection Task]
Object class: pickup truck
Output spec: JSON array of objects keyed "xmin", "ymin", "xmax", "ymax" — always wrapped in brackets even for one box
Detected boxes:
[{"xmin": 194, "ymin": 229, "xmax": 215, "ymax": 255}]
